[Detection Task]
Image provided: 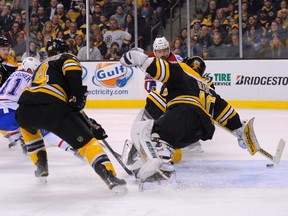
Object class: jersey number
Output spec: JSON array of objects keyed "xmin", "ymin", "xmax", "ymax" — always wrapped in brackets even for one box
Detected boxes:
[
  {"xmin": 0, "ymin": 78, "xmax": 22, "ymax": 96},
  {"xmin": 33, "ymin": 63, "xmax": 49, "ymax": 85},
  {"xmin": 199, "ymin": 90, "xmax": 216, "ymax": 116}
]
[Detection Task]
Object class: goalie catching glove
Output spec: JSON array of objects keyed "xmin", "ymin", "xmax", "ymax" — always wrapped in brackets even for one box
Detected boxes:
[
  {"xmin": 69, "ymin": 86, "xmax": 88, "ymax": 112},
  {"xmin": 120, "ymin": 50, "xmax": 152, "ymax": 70}
]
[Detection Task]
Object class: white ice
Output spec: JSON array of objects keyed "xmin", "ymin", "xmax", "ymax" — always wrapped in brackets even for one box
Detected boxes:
[{"xmin": 0, "ymin": 108, "xmax": 288, "ymax": 216}]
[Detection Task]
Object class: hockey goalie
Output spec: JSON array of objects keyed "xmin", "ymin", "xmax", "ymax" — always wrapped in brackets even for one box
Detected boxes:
[{"xmin": 119, "ymin": 49, "xmax": 281, "ymax": 190}]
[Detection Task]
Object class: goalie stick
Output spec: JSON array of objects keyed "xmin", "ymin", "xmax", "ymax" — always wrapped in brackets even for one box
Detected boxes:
[
  {"xmin": 220, "ymin": 118, "xmax": 286, "ymax": 165},
  {"xmin": 78, "ymin": 110, "xmax": 134, "ymax": 176}
]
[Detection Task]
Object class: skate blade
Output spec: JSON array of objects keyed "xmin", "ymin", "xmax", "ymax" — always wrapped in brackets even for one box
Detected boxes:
[
  {"xmin": 112, "ymin": 185, "xmax": 128, "ymax": 195},
  {"xmin": 8, "ymin": 143, "xmax": 17, "ymax": 151},
  {"xmin": 37, "ymin": 176, "xmax": 48, "ymax": 184},
  {"xmin": 139, "ymin": 175, "xmax": 178, "ymax": 191}
]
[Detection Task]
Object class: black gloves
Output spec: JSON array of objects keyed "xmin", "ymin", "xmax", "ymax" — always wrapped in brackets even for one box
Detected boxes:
[
  {"xmin": 89, "ymin": 118, "xmax": 108, "ymax": 140},
  {"xmin": 69, "ymin": 86, "xmax": 88, "ymax": 112}
]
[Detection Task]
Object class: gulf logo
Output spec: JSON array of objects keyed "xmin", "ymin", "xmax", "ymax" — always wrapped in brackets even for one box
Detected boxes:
[
  {"xmin": 92, "ymin": 62, "xmax": 133, "ymax": 88},
  {"xmin": 81, "ymin": 65, "xmax": 88, "ymax": 80}
]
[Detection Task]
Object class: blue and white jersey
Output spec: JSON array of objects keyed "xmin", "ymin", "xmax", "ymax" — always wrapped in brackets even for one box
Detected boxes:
[{"xmin": 0, "ymin": 70, "xmax": 32, "ymax": 110}]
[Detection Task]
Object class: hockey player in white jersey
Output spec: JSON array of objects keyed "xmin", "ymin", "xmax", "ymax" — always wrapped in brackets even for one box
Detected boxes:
[{"xmin": 0, "ymin": 57, "xmax": 40, "ymax": 153}]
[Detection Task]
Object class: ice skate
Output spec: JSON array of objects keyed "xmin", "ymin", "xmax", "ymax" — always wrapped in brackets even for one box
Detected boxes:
[
  {"xmin": 186, "ymin": 141, "xmax": 204, "ymax": 153},
  {"xmin": 95, "ymin": 164, "xmax": 127, "ymax": 195},
  {"xmin": 34, "ymin": 151, "xmax": 49, "ymax": 183}
]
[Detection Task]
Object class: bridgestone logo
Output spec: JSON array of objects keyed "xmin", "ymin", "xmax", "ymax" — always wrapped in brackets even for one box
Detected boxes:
[{"xmin": 236, "ymin": 76, "xmax": 288, "ymax": 85}]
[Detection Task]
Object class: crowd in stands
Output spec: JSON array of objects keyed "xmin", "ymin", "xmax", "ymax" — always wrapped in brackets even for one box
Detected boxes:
[
  {"xmin": 0, "ymin": 0, "xmax": 177, "ymax": 62},
  {"xmin": 171, "ymin": 0, "xmax": 288, "ymax": 59},
  {"xmin": 1, "ymin": 0, "xmax": 287, "ymax": 61}
]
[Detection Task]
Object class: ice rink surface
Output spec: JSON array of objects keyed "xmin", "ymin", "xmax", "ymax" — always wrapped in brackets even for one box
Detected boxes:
[{"xmin": 0, "ymin": 108, "xmax": 288, "ymax": 216}]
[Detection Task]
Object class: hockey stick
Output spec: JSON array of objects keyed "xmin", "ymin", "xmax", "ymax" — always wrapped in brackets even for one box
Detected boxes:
[
  {"xmin": 78, "ymin": 110, "xmax": 134, "ymax": 176},
  {"xmin": 218, "ymin": 118, "xmax": 286, "ymax": 165}
]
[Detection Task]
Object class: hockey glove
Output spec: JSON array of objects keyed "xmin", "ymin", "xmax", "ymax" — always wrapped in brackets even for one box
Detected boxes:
[
  {"xmin": 69, "ymin": 86, "xmax": 88, "ymax": 112},
  {"xmin": 144, "ymin": 76, "xmax": 156, "ymax": 93},
  {"xmin": 89, "ymin": 118, "xmax": 108, "ymax": 140},
  {"xmin": 120, "ymin": 50, "xmax": 148, "ymax": 68}
]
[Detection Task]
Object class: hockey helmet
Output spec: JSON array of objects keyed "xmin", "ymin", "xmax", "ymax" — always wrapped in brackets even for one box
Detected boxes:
[
  {"xmin": 21, "ymin": 57, "xmax": 41, "ymax": 73},
  {"xmin": 0, "ymin": 37, "xmax": 11, "ymax": 47},
  {"xmin": 183, "ymin": 56, "xmax": 206, "ymax": 76},
  {"xmin": 46, "ymin": 38, "xmax": 69, "ymax": 57},
  {"xmin": 153, "ymin": 36, "xmax": 170, "ymax": 55}
]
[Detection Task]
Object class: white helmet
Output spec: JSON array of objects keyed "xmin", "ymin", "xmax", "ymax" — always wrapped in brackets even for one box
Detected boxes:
[
  {"xmin": 21, "ymin": 57, "xmax": 41, "ymax": 73},
  {"xmin": 153, "ymin": 37, "xmax": 170, "ymax": 55}
]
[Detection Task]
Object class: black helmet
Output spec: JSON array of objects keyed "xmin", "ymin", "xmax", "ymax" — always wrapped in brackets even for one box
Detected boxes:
[
  {"xmin": 183, "ymin": 56, "xmax": 206, "ymax": 76},
  {"xmin": 46, "ymin": 38, "xmax": 69, "ymax": 57},
  {"xmin": 0, "ymin": 37, "xmax": 11, "ymax": 47}
]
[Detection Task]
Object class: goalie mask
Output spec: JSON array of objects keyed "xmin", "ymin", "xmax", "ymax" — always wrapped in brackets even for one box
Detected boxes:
[
  {"xmin": 183, "ymin": 56, "xmax": 206, "ymax": 76},
  {"xmin": 46, "ymin": 38, "xmax": 69, "ymax": 57},
  {"xmin": 153, "ymin": 37, "xmax": 170, "ymax": 56},
  {"xmin": 21, "ymin": 57, "xmax": 41, "ymax": 73}
]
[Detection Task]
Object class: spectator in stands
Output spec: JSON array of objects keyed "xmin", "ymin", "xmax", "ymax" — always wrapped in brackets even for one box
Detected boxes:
[
  {"xmin": 37, "ymin": 6, "xmax": 50, "ymax": 24},
  {"xmin": 247, "ymin": 15, "xmax": 259, "ymax": 30},
  {"xmin": 204, "ymin": 0, "xmax": 217, "ymax": 24},
  {"xmin": 179, "ymin": 27, "xmax": 187, "ymax": 45},
  {"xmin": 170, "ymin": 38, "xmax": 185, "ymax": 57},
  {"xmin": 35, "ymin": 31, "xmax": 45, "ymax": 50},
  {"xmin": 206, "ymin": 32, "xmax": 228, "ymax": 58},
  {"xmin": 89, "ymin": 0, "xmax": 97, "ymax": 15},
  {"xmin": 226, "ymin": 33, "xmax": 239, "ymax": 58},
  {"xmin": 211, "ymin": 19, "xmax": 229, "ymax": 44},
  {"xmin": 198, "ymin": 25, "xmax": 213, "ymax": 58},
  {"xmin": 267, "ymin": 21, "xmax": 283, "ymax": 41},
  {"xmin": 63, "ymin": 21, "xmax": 84, "ymax": 40},
  {"xmin": 91, "ymin": 3, "xmax": 102, "ymax": 25},
  {"xmin": 110, "ymin": 5, "xmax": 126, "ymax": 30},
  {"xmin": 64, "ymin": 18, "xmax": 72, "ymax": 31},
  {"xmin": 103, "ymin": 18, "xmax": 131, "ymax": 49},
  {"xmin": 14, "ymin": 13, "xmax": 24, "ymax": 31},
  {"xmin": 29, "ymin": 0, "xmax": 40, "ymax": 17},
  {"xmin": 56, "ymin": 3, "xmax": 69, "ymax": 24},
  {"xmin": 191, "ymin": 8, "xmax": 211, "ymax": 28},
  {"xmin": 140, "ymin": 0, "xmax": 154, "ymax": 27},
  {"xmin": 104, "ymin": 41, "xmax": 123, "ymax": 60},
  {"xmin": 183, "ymin": 37, "xmax": 203, "ymax": 58},
  {"xmin": 77, "ymin": 36, "xmax": 101, "ymax": 60},
  {"xmin": 12, "ymin": 32, "xmax": 26, "ymax": 61},
  {"xmin": 190, "ymin": 20, "xmax": 202, "ymax": 42},
  {"xmin": 253, "ymin": 33, "xmax": 272, "ymax": 58},
  {"xmin": 10, "ymin": 0, "xmax": 23, "ymax": 17},
  {"xmin": 94, "ymin": 33, "xmax": 107, "ymax": 58},
  {"xmin": 215, "ymin": 8, "xmax": 229, "ymax": 31},
  {"xmin": 99, "ymin": 15, "xmax": 110, "ymax": 34},
  {"xmin": 39, "ymin": 35, "xmax": 51, "ymax": 61},
  {"xmin": 247, "ymin": 0, "xmax": 262, "ymax": 15},
  {"xmin": 30, "ymin": 13, "xmax": 44, "ymax": 37},
  {"xmin": 243, "ymin": 25, "xmax": 262, "ymax": 57},
  {"xmin": 45, "ymin": 0, "xmax": 58, "ymax": 21},
  {"xmin": 76, "ymin": 7, "xmax": 87, "ymax": 28},
  {"xmin": 270, "ymin": 34, "xmax": 287, "ymax": 57},
  {"xmin": 102, "ymin": 0, "xmax": 117, "ymax": 20},
  {"xmin": 42, "ymin": 21, "xmax": 56, "ymax": 38},
  {"xmin": 51, "ymin": 15, "xmax": 64, "ymax": 34},
  {"xmin": 123, "ymin": 0, "xmax": 133, "ymax": 14},
  {"xmin": 56, "ymin": 30, "xmax": 65, "ymax": 40},
  {"xmin": 280, "ymin": 8, "xmax": 288, "ymax": 29},
  {"xmin": 150, "ymin": 0, "xmax": 166, "ymax": 28},
  {"xmin": 260, "ymin": 0, "xmax": 277, "ymax": 26},
  {"xmin": 8, "ymin": 22, "xmax": 21, "ymax": 47},
  {"xmin": 0, "ymin": 4, "xmax": 14, "ymax": 32},
  {"xmin": 22, "ymin": 41, "xmax": 41, "ymax": 60},
  {"xmin": 73, "ymin": 34, "xmax": 85, "ymax": 54}
]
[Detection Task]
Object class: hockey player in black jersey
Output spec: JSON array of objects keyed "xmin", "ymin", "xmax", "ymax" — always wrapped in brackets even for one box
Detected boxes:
[
  {"xmin": 120, "ymin": 49, "xmax": 260, "ymax": 186},
  {"xmin": 15, "ymin": 38, "xmax": 127, "ymax": 193},
  {"xmin": 0, "ymin": 37, "xmax": 19, "ymax": 148},
  {"xmin": 0, "ymin": 37, "xmax": 18, "ymax": 87}
]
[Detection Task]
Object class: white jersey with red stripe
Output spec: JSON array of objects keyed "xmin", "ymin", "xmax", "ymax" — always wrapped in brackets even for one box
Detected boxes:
[
  {"xmin": 0, "ymin": 70, "xmax": 32, "ymax": 110},
  {"xmin": 148, "ymin": 52, "xmax": 183, "ymax": 63}
]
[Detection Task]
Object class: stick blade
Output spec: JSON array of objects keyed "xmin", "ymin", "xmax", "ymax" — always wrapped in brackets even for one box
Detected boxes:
[{"xmin": 274, "ymin": 139, "xmax": 286, "ymax": 164}]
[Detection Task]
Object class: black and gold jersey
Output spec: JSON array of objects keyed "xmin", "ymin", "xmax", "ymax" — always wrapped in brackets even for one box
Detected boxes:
[
  {"xmin": 0, "ymin": 55, "xmax": 18, "ymax": 87},
  {"xmin": 145, "ymin": 57, "xmax": 242, "ymax": 132},
  {"xmin": 18, "ymin": 53, "xmax": 83, "ymax": 105}
]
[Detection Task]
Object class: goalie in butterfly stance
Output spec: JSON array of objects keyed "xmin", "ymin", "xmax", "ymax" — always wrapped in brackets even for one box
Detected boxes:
[
  {"xmin": 15, "ymin": 38, "xmax": 127, "ymax": 193},
  {"xmin": 120, "ymin": 50, "xmax": 260, "ymax": 185}
]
